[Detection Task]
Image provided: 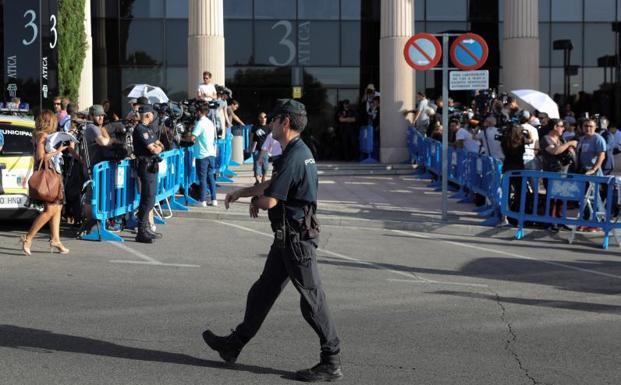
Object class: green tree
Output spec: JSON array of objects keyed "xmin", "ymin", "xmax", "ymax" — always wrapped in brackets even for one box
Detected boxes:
[{"xmin": 58, "ymin": 0, "xmax": 87, "ymax": 102}]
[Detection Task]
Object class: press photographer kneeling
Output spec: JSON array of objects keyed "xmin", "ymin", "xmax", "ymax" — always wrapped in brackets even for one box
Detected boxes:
[{"xmin": 132, "ymin": 104, "xmax": 165, "ymax": 243}]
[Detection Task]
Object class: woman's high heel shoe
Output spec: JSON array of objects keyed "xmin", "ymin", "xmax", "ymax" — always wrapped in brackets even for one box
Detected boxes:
[
  {"xmin": 20, "ymin": 235, "xmax": 32, "ymax": 256},
  {"xmin": 49, "ymin": 241, "xmax": 69, "ymax": 254}
]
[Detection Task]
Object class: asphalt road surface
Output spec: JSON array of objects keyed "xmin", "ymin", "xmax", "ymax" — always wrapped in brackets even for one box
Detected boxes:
[{"xmin": 1, "ymin": 217, "xmax": 621, "ymax": 385}]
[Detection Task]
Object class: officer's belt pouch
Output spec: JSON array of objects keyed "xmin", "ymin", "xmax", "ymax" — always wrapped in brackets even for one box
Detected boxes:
[{"xmin": 287, "ymin": 231, "xmax": 311, "ymax": 266}]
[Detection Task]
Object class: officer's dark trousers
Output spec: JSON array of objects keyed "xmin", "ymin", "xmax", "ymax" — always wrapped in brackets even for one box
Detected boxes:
[
  {"xmin": 137, "ymin": 161, "xmax": 157, "ymax": 226},
  {"xmin": 235, "ymin": 237, "xmax": 341, "ymax": 355}
]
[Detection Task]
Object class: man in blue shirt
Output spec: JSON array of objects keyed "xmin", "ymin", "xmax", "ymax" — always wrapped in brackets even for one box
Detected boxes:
[
  {"xmin": 578, "ymin": 118, "xmax": 606, "ymax": 176},
  {"xmin": 187, "ymin": 105, "xmax": 217, "ymax": 207}
]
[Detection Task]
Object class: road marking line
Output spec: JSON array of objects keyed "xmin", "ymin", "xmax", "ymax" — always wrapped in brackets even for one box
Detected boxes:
[
  {"xmin": 391, "ymin": 229, "xmax": 621, "ymax": 281},
  {"xmin": 109, "ymin": 260, "xmax": 201, "ymax": 268},
  {"xmin": 213, "ymin": 220, "xmax": 447, "ymax": 283},
  {"xmin": 107, "ymin": 241, "xmax": 200, "ymax": 268},
  {"xmin": 387, "ymin": 278, "xmax": 489, "ymax": 288}
]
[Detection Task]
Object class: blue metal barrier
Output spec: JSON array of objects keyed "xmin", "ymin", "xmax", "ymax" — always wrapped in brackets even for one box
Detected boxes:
[
  {"xmin": 501, "ymin": 170, "xmax": 620, "ymax": 248},
  {"xmin": 155, "ymin": 149, "xmax": 188, "ymax": 217},
  {"xmin": 242, "ymin": 124, "xmax": 254, "ymax": 164},
  {"xmin": 176, "ymin": 147, "xmax": 200, "ymax": 207},
  {"xmin": 216, "ymin": 133, "xmax": 234, "ymax": 183},
  {"xmin": 81, "ymin": 159, "xmax": 140, "ymax": 242},
  {"xmin": 359, "ymin": 125, "xmax": 378, "ymax": 164}
]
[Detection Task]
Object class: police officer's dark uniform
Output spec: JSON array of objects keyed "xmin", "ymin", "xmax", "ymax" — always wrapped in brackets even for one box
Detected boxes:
[
  {"xmin": 202, "ymin": 100, "xmax": 342, "ymax": 382},
  {"xmin": 132, "ymin": 104, "xmax": 161, "ymax": 243}
]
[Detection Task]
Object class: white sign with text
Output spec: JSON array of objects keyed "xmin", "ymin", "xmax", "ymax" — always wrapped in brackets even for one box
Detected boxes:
[{"xmin": 449, "ymin": 70, "xmax": 489, "ymax": 90}]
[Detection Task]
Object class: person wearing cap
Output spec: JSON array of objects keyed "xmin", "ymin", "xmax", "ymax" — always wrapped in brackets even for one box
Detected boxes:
[
  {"xmin": 203, "ymin": 99, "xmax": 343, "ymax": 382},
  {"xmin": 132, "ymin": 104, "xmax": 165, "ymax": 243}
]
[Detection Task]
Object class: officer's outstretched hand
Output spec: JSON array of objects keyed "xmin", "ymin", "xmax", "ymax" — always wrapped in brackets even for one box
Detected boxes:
[
  {"xmin": 224, "ymin": 190, "xmax": 240, "ymax": 209},
  {"xmin": 249, "ymin": 203, "xmax": 259, "ymax": 218}
]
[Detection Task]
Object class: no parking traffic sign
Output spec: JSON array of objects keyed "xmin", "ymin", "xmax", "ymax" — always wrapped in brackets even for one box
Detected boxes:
[
  {"xmin": 403, "ymin": 33, "xmax": 442, "ymax": 71},
  {"xmin": 450, "ymin": 33, "xmax": 488, "ymax": 71}
]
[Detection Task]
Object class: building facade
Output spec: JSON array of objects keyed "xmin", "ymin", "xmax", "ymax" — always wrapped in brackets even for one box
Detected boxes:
[{"xmin": 2, "ymin": 0, "xmax": 621, "ymax": 160}]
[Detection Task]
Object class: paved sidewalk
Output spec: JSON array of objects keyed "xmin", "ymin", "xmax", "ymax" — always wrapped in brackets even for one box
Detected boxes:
[{"xmin": 176, "ymin": 163, "xmax": 503, "ymax": 236}]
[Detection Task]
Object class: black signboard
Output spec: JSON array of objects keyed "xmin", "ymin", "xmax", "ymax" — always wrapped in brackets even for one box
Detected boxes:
[{"xmin": 3, "ymin": 0, "xmax": 59, "ymax": 111}]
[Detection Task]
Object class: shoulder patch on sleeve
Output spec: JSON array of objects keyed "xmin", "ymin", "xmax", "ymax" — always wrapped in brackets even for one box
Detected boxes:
[{"xmin": 143, "ymin": 132, "xmax": 150, "ymax": 140}]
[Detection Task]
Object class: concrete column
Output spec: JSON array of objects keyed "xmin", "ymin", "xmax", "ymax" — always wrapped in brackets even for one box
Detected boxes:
[
  {"xmin": 502, "ymin": 0, "xmax": 539, "ymax": 92},
  {"xmin": 188, "ymin": 0, "xmax": 225, "ymax": 96},
  {"xmin": 78, "ymin": 0, "xmax": 93, "ymax": 109},
  {"xmin": 379, "ymin": 0, "xmax": 414, "ymax": 163}
]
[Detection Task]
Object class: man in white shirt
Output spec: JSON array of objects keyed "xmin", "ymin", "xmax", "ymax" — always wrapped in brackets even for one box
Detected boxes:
[
  {"xmin": 475, "ymin": 116, "xmax": 504, "ymax": 160},
  {"xmin": 197, "ymin": 70, "xmax": 217, "ymax": 101},
  {"xmin": 520, "ymin": 110, "xmax": 540, "ymax": 170},
  {"xmin": 455, "ymin": 123, "xmax": 480, "ymax": 153}
]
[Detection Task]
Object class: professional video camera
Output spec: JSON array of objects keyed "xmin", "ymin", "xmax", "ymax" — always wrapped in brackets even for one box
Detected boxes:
[{"xmin": 101, "ymin": 120, "xmax": 134, "ymax": 161}]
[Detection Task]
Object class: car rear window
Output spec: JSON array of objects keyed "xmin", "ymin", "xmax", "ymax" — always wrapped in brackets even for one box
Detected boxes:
[{"xmin": 0, "ymin": 123, "xmax": 33, "ymax": 155}]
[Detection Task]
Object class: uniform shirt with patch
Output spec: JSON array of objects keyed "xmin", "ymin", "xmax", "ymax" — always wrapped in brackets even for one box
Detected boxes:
[
  {"xmin": 264, "ymin": 137, "xmax": 317, "ymax": 222},
  {"xmin": 132, "ymin": 123, "xmax": 157, "ymax": 157}
]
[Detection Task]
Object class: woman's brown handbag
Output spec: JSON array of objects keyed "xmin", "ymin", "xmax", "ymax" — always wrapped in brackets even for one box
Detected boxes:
[{"xmin": 28, "ymin": 159, "xmax": 62, "ymax": 203}]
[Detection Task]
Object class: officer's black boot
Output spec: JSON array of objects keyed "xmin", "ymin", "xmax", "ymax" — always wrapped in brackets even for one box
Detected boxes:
[
  {"xmin": 202, "ymin": 329, "xmax": 245, "ymax": 363},
  {"xmin": 135, "ymin": 223, "xmax": 154, "ymax": 243},
  {"xmin": 145, "ymin": 226, "xmax": 163, "ymax": 239},
  {"xmin": 295, "ymin": 353, "xmax": 343, "ymax": 382}
]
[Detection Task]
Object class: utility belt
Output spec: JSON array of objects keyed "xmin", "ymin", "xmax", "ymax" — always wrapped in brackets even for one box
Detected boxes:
[
  {"xmin": 272, "ymin": 203, "xmax": 320, "ymax": 248},
  {"xmin": 136, "ymin": 155, "xmax": 162, "ymax": 173}
]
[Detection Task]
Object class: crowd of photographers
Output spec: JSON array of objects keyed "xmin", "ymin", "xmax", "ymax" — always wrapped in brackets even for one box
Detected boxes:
[
  {"xmin": 32, "ymin": 71, "xmax": 246, "ymax": 243},
  {"xmin": 411, "ymin": 90, "xmax": 619, "ymax": 232}
]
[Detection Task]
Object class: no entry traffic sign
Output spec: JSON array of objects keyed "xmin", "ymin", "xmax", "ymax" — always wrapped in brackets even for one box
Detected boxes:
[
  {"xmin": 403, "ymin": 33, "xmax": 442, "ymax": 71},
  {"xmin": 450, "ymin": 33, "xmax": 488, "ymax": 71}
]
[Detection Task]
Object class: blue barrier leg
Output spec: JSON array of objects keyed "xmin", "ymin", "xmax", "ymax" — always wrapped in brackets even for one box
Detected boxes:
[
  {"xmin": 80, "ymin": 220, "xmax": 124, "ymax": 242},
  {"xmin": 229, "ymin": 160, "xmax": 241, "ymax": 166},
  {"xmin": 515, "ymin": 227, "xmax": 524, "ymax": 240},
  {"xmin": 182, "ymin": 193, "xmax": 200, "ymax": 206},
  {"xmin": 154, "ymin": 216, "xmax": 166, "ymax": 225},
  {"xmin": 169, "ymin": 197, "xmax": 190, "ymax": 212},
  {"xmin": 360, "ymin": 156, "xmax": 379, "ymax": 164},
  {"xmin": 602, "ymin": 232, "xmax": 609, "ymax": 250},
  {"xmin": 481, "ymin": 214, "xmax": 502, "ymax": 227},
  {"xmin": 244, "ymin": 157, "xmax": 254, "ymax": 164},
  {"xmin": 217, "ymin": 175, "xmax": 234, "ymax": 183},
  {"xmin": 223, "ymin": 169, "xmax": 237, "ymax": 177}
]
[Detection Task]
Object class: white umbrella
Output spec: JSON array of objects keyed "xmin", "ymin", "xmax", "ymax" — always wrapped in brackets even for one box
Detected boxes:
[
  {"xmin": 126, "ymin": 84, "xmax": 169, "ymax": 103},
  {"xmin": 511, "ymin": 89, "xmax": 560, "ymax": 119},
  {"xmin": 46, "ymin": 132, "xmax": 78, "ymax": 149}
]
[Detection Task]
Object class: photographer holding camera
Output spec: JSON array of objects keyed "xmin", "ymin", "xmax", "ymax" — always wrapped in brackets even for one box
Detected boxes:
[
  {"xmin": 475, "ymin": 115, "xmax": 504, "ymax": 160},
  {"xmin": 132, "ymin": 104, "xmax": 165, "ymax": 243}
]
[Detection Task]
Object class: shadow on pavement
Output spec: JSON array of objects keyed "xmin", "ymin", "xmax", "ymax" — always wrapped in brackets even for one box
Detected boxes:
[
  {"xmin": 431, "ymin": 290, "xmax": 621, "ymax": 315},
  {"xmin": 318, "ymin": 255, "xmax": 621, "ymax": 297},
  {"xmin": 0, "ymin": 325, "xmax": 290, "ymax": 377}
]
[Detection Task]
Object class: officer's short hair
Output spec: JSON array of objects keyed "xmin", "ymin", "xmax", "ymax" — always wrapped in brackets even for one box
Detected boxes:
[{"xmin": 269, "ymin": 99, "xmax": 308, "ymax": 132}]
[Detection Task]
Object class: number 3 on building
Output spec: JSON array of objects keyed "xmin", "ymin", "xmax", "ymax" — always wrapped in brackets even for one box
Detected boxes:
[
  {"xmin": 269, "ymin": 20, "xmax": 296, "ymax": 66},
  {"xmin": 22, "ymin": 9, "xmax": 38, "ymax": 46},
  {"xmin": 22, "ymin": 10, "xmax": 57, "ymax": 48}
]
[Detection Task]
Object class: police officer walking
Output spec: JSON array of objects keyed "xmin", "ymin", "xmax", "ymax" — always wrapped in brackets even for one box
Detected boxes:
[
  {"xmin": 202, "ymin": 99, "xmax": 342, "ymax": 382},
  {"xmin": 132, "ymin": 104, "xmax": 164, "ymax": 243}
]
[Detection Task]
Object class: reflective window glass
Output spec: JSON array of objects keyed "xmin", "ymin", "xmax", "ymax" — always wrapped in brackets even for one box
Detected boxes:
[
  {"xmin": 341, "ymin": 0, "xmax": 361, "ymax": 20},
  {"xmin": 299, "ymin": 21, "xmax": 339, "ymax": 66},
  {"xmin": 416, "ymin": 70, "xmax": 425, "ymax": 93},
  {"xmin": 424, "ymin": 71, "xmax": 435, "ymax": 91},
  {"xmin": 254, "ymin": 0, "xmax": 296, "ymax": 19},
  {"xmin": 121, "ymin": 20, "xmax": 164, "ymax": 65},
  {"xmin": 551, "ymin": 0, "xmax": 582, "ymax": 21},
  {"xmin": 166, "ymin": 0, "xmax": 188, "ymax": 18},
  {"xmin": 120, "ymin": 0, "xmax": 164, "ymax": 18},
  {"xmin": 539, "ymin": 23, "xmax": 551, "ymax": 67},
  {"xmin": 550, "ymin": 23, "xmax": 582, "ymax": 67},
  {"xmin": 415, "ymin": 0, "xmax": 425, "ymax": 21},
  {"xmin": 584, "ymin": 0, "xmax": 615, "ymax": 21},
  {"xmin": 426, "ymin": 0, "xmax": 467, "ymax": 21},
  {"xmin": 425, "ymin": 22, "xmax": 468, "ymax": 33},
  {"xmin": 583, "ymin": 68, "xmax": 606, "ymax": 93},
  {"xmin": 93, "ymin": 18, "xmax": 119, "ymax": 66},
  {"xmin": 539, "ymin": 68, "xmax": 551, "ymax": 94},
  {"xmin": 254, "ymin": 20, "xmax": 298, "ymax": 65},
  {"xmin": 92, "ymin": 1, "xmax": 118, "ymax": 18},
  {"xmin": 337, "ymin": 89, "xmax": 360, "ymax": 105},
  {"xmin": 224, "ymin": 0, "xmax": 252, "ymax": 19},
  {"xmin": 539, "ymin": 0, "xmax": 551, "ymax": 22},
  {"xmin": 298, "ymin": 0, "xmax": 339, "ymax": 20},
  {"xmin": 166, "ymin": 20, "xmax": 188, "ymax": 66},
  {"xmin": 341, "ymin": 22, "xmax": 360, "ymax": 66},
  {"xmin": 550, "ymin": 67, "xmax": 582, "ymax": 98},
  {"xmin": 122, "ymin": 68, "xmax": 165, "ymax": 93},
  {"xmin": 304, "ymin": 68, "xmax": 359, "ymax": 86},
  {"xmin": 166, "ymin": 67, "xmax": 188, "ymax": 101},
  {"xmin": 583, "ymin": 24, "xmax": 615, "ymax": 66},
  {"xmin": 224, "ymin": 20, "xmax": 253, "ymax": 65}
]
